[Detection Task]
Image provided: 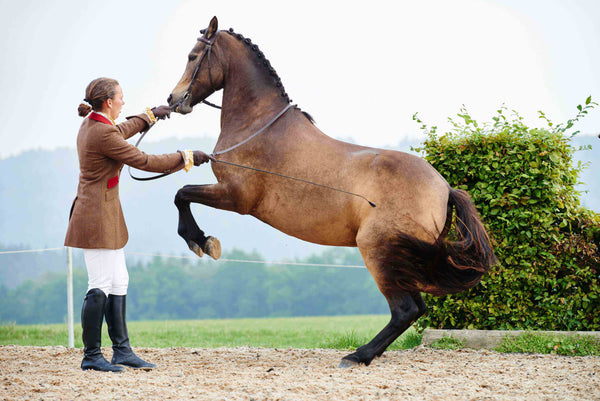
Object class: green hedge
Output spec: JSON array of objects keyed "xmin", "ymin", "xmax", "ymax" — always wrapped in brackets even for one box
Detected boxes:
[{"xmin": 413, "ymin": 99, "xmax": 600, "ymax": 331}]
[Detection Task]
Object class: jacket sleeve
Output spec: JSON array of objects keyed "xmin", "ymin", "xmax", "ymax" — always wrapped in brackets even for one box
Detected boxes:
[
  {"xmin": 116, "ymin": 113, "xmax": 152, "ymax": 140},
  {"xmin": 98, "ymin": 127, "xmax": 185, "ymax": 173}
]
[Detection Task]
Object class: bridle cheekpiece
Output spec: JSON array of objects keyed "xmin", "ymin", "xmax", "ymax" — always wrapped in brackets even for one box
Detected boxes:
[{"xmin": 172, "ymin": 30, "xmax": 221, "ymax": 112}]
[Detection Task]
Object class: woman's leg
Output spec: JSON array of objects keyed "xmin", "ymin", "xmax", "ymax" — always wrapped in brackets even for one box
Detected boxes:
[
  {"xmin": 81, "ymin": 249, "xmax": 124, "ymax": 372},
  {"xmin": 84, "ymin": 249, "xmax": 114, "ymax": 296},
  {"xmin": 105, "ymin": 249, "xmax": 156, "ymax": 369}
]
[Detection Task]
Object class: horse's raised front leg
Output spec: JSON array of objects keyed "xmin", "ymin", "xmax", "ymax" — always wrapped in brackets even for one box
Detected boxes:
[
  {"xmin": 174, "ymin": 183, "xmax": 237, "ymax": 260},
  {"xmin": 338, "ymin": 292, "xmax": 426, "ymax": 368}
]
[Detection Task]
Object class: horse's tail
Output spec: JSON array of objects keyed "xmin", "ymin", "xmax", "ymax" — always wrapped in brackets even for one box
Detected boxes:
[{"xmin": 380, "ymin": 188, "xmax": 497, "ymax": 296}]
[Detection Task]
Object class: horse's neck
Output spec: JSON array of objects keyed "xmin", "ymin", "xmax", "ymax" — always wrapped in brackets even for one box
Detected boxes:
[
  {"xmin": 216, "ymin": 36, "xmax": 292, "ymax": 148},
  {"xmin": 219, "ymin": 68, "xmax": 288, "ymax": 136}
]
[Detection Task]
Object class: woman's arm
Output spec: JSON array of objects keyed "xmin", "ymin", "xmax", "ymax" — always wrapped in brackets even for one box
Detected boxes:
[
  {"xmin": 117, "ymin": 113, "xmax": 153, "ymax": 140},
  {"xmin": 117, "ymin": 107, "xmax": 171, "ymax": 140},
  {"xmin": 98, "ymin": 127, "xmax": 185, "ymax": 173}
]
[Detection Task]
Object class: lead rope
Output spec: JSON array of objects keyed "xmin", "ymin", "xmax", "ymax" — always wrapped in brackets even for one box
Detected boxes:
[
  {"xmin": 209, "ymin": 103, "xmax": 376, "ymax": 208},
  {"xmin": 211, "ymin": 103, "xmax": 293, "ymax": 157},
  {"xmin": 211, "ymin": 158, "xmax": 376, "ymax": 208}
]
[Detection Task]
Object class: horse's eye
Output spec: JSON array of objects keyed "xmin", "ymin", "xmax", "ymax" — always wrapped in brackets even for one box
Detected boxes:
[{"xmin": 188, "ymin": 54, "xmax": 197, "ymax": 62}]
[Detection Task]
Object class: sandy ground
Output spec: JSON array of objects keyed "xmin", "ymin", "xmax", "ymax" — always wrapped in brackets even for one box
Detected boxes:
[{"xmin": 1, "ymin": 345, "xmax": 599, "ymax": 401}]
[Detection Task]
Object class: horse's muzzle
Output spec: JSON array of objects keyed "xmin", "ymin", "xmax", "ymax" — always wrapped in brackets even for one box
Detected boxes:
[{"xmin": 168, "ymin": 91, "xmax": 193, "ymax": 115}]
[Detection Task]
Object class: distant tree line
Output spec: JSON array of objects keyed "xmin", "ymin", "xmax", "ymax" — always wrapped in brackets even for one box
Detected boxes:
[{"xmin": 0, "ymin": 248, "xmax": 388, "ymax": 324}]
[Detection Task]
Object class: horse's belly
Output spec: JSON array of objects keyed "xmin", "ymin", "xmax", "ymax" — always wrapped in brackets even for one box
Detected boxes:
[
  {"xmin": 251, "ymin": 202, "xmax": 358, "ymax": 247},
  {"xmin": 269, "ymin": 222, "xmax": 357, "ymax": 246}
]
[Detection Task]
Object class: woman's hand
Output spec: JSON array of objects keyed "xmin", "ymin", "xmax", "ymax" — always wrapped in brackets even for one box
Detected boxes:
[
  {"xmin": 151, "ymin": 105, "xmax": 172, "ymax": 120},
  {"xmin": 193, "ymin": 151, "xmax": 211, "ymax": 165}
]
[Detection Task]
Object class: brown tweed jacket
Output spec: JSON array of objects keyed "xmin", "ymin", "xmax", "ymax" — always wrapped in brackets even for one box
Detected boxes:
[{"xmin": 64, "ymin": 112, "xmax": 185, "ymax": 249}]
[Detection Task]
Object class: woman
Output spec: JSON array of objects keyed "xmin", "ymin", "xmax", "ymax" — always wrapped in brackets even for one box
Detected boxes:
[{"xmin": 65, "ymin": 77, "xmax": 210, "ymax": 372}]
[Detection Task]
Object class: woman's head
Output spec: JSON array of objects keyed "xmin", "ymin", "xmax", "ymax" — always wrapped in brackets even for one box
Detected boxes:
[{"xmin": 77, "ymin": 78, "xmax": 123, "ymax": 118}]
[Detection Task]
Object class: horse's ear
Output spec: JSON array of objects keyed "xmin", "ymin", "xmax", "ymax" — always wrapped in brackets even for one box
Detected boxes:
[{"xmin": 204, "ymin": 16, "xmax": 218, "ymax": 39}]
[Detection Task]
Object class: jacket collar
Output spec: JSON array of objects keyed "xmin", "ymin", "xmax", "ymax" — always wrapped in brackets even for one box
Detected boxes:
[{"xmin": 89, "ymin": 111, "xmax": 116, "ymax": 126}]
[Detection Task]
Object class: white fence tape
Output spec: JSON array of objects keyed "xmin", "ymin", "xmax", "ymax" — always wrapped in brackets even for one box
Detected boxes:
[
  {"xmin": 0, "ymin": 247, "xmax": 365, "ymax": 269},
  {"xmin": 0, "ymin": 247, "xmax": 63, "ymax": 255},
  {"xmin": 126, "ymin": 251, "xmax": 365, "ymax": 269}
]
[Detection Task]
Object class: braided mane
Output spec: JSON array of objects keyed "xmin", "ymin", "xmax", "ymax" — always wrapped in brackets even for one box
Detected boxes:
[
  {"xmin": 221, "ymin": 28, "xmax": 315, "ymax": 124},
  {"xmin": 224, "ymin": 28, "xmax": 291, "ymax": 103}
]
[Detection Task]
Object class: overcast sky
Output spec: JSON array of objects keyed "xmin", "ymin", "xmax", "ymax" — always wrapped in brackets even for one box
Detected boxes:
[{"xmin": 1, "ymin": 0, "xmax": 599, "ymax": 159}]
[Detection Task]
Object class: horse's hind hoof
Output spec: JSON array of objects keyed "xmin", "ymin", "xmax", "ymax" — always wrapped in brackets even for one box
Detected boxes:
[
  {"xmin": 338, "ymin": 358, "xmax": 360, "ymax": 369},
  {"xmin": 203, "ymin": 236, "xmax": 221, "ymax": 260},
  {"xmin": 188, "ymin": 241, "xmax": 204, "ymax": 258}
]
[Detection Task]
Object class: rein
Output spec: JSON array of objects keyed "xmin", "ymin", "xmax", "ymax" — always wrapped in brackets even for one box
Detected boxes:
[
  {"xmin": 128, "ymin": 101, "xmax": 290, "ymax": 182},
  {"xmin": 211, "ymin": 103, "xmax": 293, "ymax": 157},
  {"xmin": 128, "ymin": 102, "xmax": 376, "ymax": 207},
  {"xmin": 127, "ymin": 99, "xmax": 220, "ymax": 182}
]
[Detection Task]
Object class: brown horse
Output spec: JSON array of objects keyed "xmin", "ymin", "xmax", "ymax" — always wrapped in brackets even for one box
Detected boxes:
[{"xmin": 167, "ymin": 17, "xmax": 496, "ymax": 367}]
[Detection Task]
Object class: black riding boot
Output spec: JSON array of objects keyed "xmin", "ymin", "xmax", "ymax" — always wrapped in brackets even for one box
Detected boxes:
[
  {"xmin": 105, "ymin": 294, "xmax": 156, "ymax": 369},
  {"xmin": 81, "ymin": 289, "xmax": 124, "ymax": 372}
]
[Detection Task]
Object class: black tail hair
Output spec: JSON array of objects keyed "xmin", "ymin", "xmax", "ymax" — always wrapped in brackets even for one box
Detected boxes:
[{"xmin": 379, "ymin": 188, "xmax": 497, "ymax": 296}]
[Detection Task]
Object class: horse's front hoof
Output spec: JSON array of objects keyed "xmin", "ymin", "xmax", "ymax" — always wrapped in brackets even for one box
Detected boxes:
[
  {"xmin": 338, "ymin": 357, "xmax": 360, "ymax": 369},
  {"xmin": 203, "ymin": 236, "xmax": 221, "ymax": 260},
  {"xmin": 188, "ymin": 241, "xmax": 204, "ymax": 258}
]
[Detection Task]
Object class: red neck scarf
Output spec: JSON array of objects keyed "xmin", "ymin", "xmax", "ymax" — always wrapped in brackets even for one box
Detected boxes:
[{"xmin": 88, "ymin": 112, "xmax": 115, "ymax": 126}]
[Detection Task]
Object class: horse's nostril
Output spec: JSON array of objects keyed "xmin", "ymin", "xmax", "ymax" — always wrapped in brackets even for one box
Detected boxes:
[{"xmin": 167, "ymin": 94, "xmax": 173, "ymax": 105}]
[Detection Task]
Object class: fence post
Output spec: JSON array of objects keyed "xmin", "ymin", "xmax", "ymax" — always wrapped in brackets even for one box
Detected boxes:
[{"xmin": 66, "ymin": 247, "xmax": 74, "ymax": 348}]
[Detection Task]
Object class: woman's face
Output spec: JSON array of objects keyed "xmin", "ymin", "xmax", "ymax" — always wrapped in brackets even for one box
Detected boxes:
[{"xmin": 107, "ymin": 85, "xmax": 125, "ymax": 120}]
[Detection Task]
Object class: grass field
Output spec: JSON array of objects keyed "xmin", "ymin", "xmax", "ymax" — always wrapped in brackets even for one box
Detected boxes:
[
  {"xmin": 0, "ymin": 315, "xmax": 420, "ymax": 350},
  {"xmin": 2, "ymin": 315, "xmax": 599, "ymax": 356}
]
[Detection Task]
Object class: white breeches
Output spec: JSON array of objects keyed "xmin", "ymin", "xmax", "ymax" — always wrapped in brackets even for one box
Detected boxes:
[{"xmin": 83, "ymin": 248, "xmax": 129, "ymax": 296}]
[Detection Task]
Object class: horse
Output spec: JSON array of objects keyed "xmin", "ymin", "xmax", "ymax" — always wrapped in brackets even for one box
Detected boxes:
[{"xmin": 167, "ymin": 16, "xmax": 497, "ymax": 367}]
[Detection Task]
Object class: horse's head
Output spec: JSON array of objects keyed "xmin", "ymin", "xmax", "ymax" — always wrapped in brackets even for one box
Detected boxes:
[{"xmin": 168, "ymin": 16, "xmax": 223, "ymax": 114}]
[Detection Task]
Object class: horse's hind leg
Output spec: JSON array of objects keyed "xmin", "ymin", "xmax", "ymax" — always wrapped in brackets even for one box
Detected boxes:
[
  {"xmin": 339, "ymin": 292, "xmax": 426, "ymax": 368},
  {"xmin": 174, "ymin": 183, "xmax": 237, "ymax": 260}
]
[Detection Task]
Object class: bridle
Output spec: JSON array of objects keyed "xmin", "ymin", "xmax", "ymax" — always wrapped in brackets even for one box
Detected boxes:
[
  {"xmin": 170, "ymin": 32, "xmax": 221, "ymax": 113},
  {"xmin": 129, "ymin": 32, "xmax": 221, "ymax": 181}
]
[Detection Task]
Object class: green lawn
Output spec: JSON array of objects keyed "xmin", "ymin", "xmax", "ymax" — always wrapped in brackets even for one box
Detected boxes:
[
  {"xmin": 0, "ymin": 315, "xmax": 421, "ymax": 350},
  {"xmin": 4, "ymin": 316, "xmax": 598, "ymax": 356}
]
